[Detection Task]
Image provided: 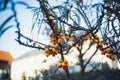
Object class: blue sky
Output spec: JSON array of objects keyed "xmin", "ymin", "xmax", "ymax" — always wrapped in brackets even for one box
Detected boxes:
[{"xmin": 0, "ymin": 0, "xmax": 39, "ymax": 59}]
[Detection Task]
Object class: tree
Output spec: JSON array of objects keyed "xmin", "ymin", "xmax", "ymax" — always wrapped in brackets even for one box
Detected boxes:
[{"xmin": 0, "ymin": 0, "xmax": 120, "ymax": 80}]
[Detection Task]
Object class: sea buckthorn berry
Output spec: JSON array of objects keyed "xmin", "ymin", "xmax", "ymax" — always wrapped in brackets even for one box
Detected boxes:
[
  {"xmin": 45, "ymin": 52, "xmax": 50, "ymax": 57},
  {"xmin": 90, "ymin": 40, "xmax": 94, "ymax": 44},
  {"xmin": 95, "ymin": 35, "xmax": 99, "ymax": 40},
  {"xmin": 106, "ymin": 54, "xmax": 115, "ymax": 61},
  {"xmin": 63, "ymin": 66, "xmax": 68, "ymax": 70},
  {"xmin": 111, "ymin": 55, "xmax": 115, "ymax": 61},
  {"xmin": 50, "ymin": 32, "xmax": 54, "ymax": 37},
  {"xmin": 46, "ymin": 15, "xmax": 51, "ymax": 19},
  {"xmin": 94, "ymin": 39, "xmax": 99, "ymax": 43},
  {"xmin": 59, "ymin": 63, "xmax": 62, "ymax": 68},
  {"xmin": 64, "ymin": 60, "xmax": 68, "ymax": 64},
  {"xmin": 54, "ymin": 44, "xmax": 58, "ymax": 48},
  {"xmin": 60, "ymin": 32, "xmax": 63, "ymax": 37},
  {"xmin": 83, "ymin": 36, "xmax": 89, "ymax": 41},
  {"xmin": 59, "ymin": 58, "xmax": 63, "ymax": 63},
  {"xmin": 77, "ymin": 40, "xmax": 81, "ymax": 46},
  {"xmin": 45, "ymin": 48, "xmax": 49, "ymax": 53},
  {"xmin": 106, "ymin": 54, "xmax": 111, "ymax": 58},
  {"xmin": 52, "ymin": 53, "xmax": 56, "ymax": 57},
  {"xmin": 51, "ymin": 20, "xmax": 56, "ymax": 27},
  {"xmin": 88, "ymin": 33, "xmax": 92, "ymax": 39},
  {"xmin": 97, "ymin": 42, "xmax": 103, "ymax": 48},
  {"xmin": 58, "ymin": 37, "xmax": 63, "ymax": 44},
  {"xmin": 104, "ymin": 48, "xmax": 111, "ymax": 53},
  {"xmin": 103, "ymin": 41, "xmax": 108, "ymax": 45},
  {"xmin": 52, "ymin": 38, "xmax": 57, "ymax": 45},
  {"xmin": 50, "ymin": 37, "xmax": 53, "ymax": 43},
  {"xmin": 45, "ymin": 45, "xmax": 49, "ymax": 48},
  {"xmin": 62, "ymin": 62, "xmax": 66, "ymax": 67},
  {"xmin": 101, "ymin": 51, "xmax": 106, "ymax": 55},
  {"xmin": 33, "ymin": 41, "xmax": 37, "ymax": 46},
  {"xmin": 59, "ymin": 59, "xmax": 69, "ymax": 70},
  {"xmin": 52, "ymin": 47, "xmax": 58, "ymax": 53}
]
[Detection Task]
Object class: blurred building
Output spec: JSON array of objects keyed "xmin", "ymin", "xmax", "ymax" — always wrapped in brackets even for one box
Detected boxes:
[
  {"xmin": 0, "ymin": 50, "xmax": 13, "ymax": 80},
  {"xmin": 11, "ymin": 50, "xmax": 59, "ymax": 80},
  {"xmin": 11, "ymin": 41, "xmax": 119, "ymax": 80}
]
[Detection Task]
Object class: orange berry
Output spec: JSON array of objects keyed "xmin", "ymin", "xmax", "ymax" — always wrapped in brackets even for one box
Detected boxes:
[
  {"xmin": 50, "ymin": 37, "xmax": 53, "ymax": 43},
  {"xmin": 45, "ymin": 52, "xmax": 50, "ymax": 57},
  {"xmin": 52, "ymin": 42, "xmax": 57, "ymax": 45},
  {"xmin": 90, "ymin": 40, "xmax": 94, "ymax": 44},
  {"xmin": 94, "ymin": 39, "xmax": 99, "ymax": 43},
  {"xmin": 106, "ymin": 54, "xmax": 115, "ymax": 61},
  {"xmin": 59, "ymin": 59, "xmax": 69, "ymax": 70},
  {"xmin": 52, "ymin": 48, "xmax": 56, "ymax": 52},
  {"xmin": 78, "ymin": 40, "xmax": 81, "ymax": 46},
  {"xmin": 97, "ymin": 42, "xmax": 103, "ymax": 48},
  {"xmin": 64, "ymin": 60, "xmax": 68, "ymax": 64},
  {"xmin": 59, "ymin": 59, "xmax": 63, "ymax": 63},
  {"xmin": 63, "ymin": 66, "xmax": 68, "ymax": 70},
  {"xmin": 52, "ymin": 47, "xmax": 58, "ymax": 53},
  {"xmin": 58, "ymin": 37, "xmax": 63, "ymax": 44},
  {"xmin": 61, "ymin": 62, "xmax": 66, "ymax": 67},
  {"xmin": 83, "ymin": 36, "xmax": 89, "ymax": 41},
  {"xmin": 54, "ymin": 44, "xmax": 58, "ymax": 48},
  {"xmin": 33, "ymin": 41, "xmax": 37, "ymax": 46},
  {"xmin": 59, "ymin": 63, "xmax": 62, "ymax": 68},
  {"xmin": 106, "ymin": 54, "xmax": 111, "ymax": 58},
  {"xmin": 46, "ymin": 15, "xmax": 51, "ymax": 19},
  {"xmin": 51, "ymin": 20, "xmax": 56, "ymax": 27},
  {"xmin": 53, "ymin": 38, "xmax": 57, "ymax": 42},
  {"xmin": 52, "ymin": 38, "xmax": 57, "ymax": 45},
  {"xmin": 50, "ymin": 32, "xmax": 54, "ymax": 37},
  {"xmin": 45, "ymin": 45, "xmax": 49, "ymax": 48},
  {"xmin": 95, "ymin": 35, "xmax": 99, "ymax": 40},
  {"xmin": 111, "ymin": 55, "xmax": 115, "ymax": 61},
  {"xmin": 103, "ymin": 41, "xmax": 108, "ymax": 45},
  {"xmin": 88, "ymin": 33, "xmax": 92, "ymax": 38},
  {"xmin": 104, "ymin": 48, "xmax": 111, "ymax": 53},
  {"xmin": 101, "ymin": 51, "xmax": 106, "ymax": 55},
  {"xmin": 52, "ymin": 53, "xmax": 56, "ymax": 57},
  {"xmin": 45, "ymin": 48, "xmax": 49, "ymax": 53},
  {"xmin": 60, "ymin": 32, "xmax": 63, "ymax": 37}
]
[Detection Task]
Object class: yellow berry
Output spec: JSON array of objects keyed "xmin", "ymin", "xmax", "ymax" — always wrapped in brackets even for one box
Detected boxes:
[
  {"xmin": 83, "ymin": 36, "xmax": 89, "ymax": 41},
  {"xmin": 58, "ymin": 37, "xmax": 63, "ymax": 44},
  {"xmin": 95, "ymin": 35, "xmax": 99, "ymax": 40},
  {"xmin": 51, "ymin": 20, "xmax": 56, "ymax": 27},
  {"xmin": 60, "ymin": 32, "xmax": 63, "ymax": 37},
  {"xmin": 33, "ymin": 41, "xmax": 37, "ymax": 46},
  {"xmin": 45, "ymin": 52, "xmax": 50, "ymax": 57},
  {"xmin": 52, "ymin": 47, "xmax": 57, "ymax": 53},
  {"xmin": 50, "ymin": 32, "xmax": 54, "ymax": 37}
]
